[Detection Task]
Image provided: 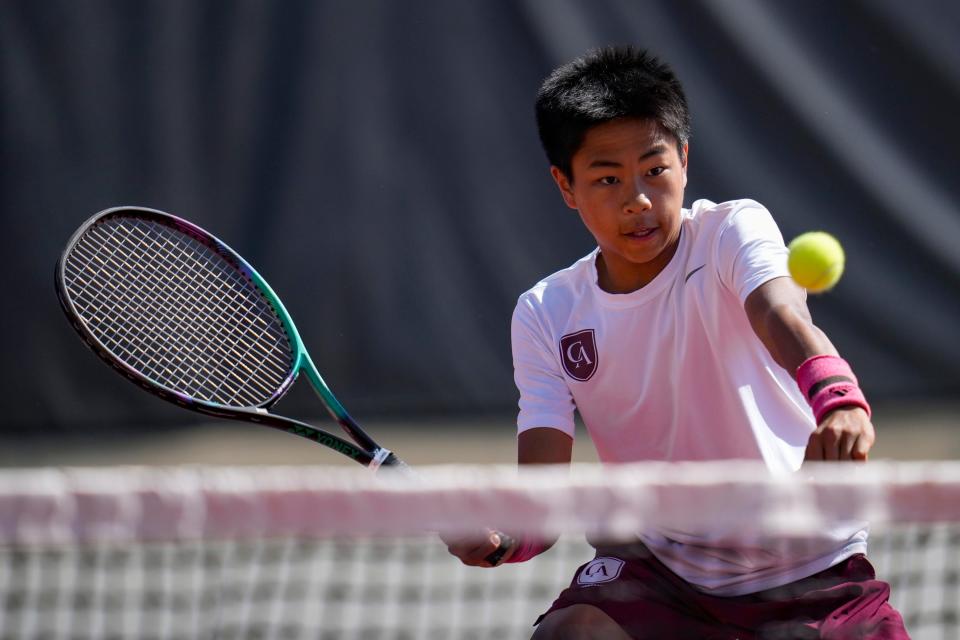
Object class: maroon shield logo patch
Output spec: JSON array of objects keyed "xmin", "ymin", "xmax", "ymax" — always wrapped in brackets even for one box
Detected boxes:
[{"xmin": 559, "ymin": 329, "xmax": 598, "ymax": 381}]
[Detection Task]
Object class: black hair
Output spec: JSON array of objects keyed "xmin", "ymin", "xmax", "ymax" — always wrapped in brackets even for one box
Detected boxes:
[{"xmin": 535, "ymin": 46, "xmax": 691, "ymax": 179}]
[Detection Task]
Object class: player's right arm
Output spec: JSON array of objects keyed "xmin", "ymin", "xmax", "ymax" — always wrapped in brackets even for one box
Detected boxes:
[
  {"xmin": 445, "ymin": 294, "xmax": 576, "ymax": 567},
  {"xmin": 442, "ymin": 428, "xmax": 571, "ymax": 566},
  {"xmin": 519, "ymin": 427, "xmax": 573, "ymax": 465},
  {"xmin": 514, "ymin": 426, "xmax": 572, "ymax": 550}
]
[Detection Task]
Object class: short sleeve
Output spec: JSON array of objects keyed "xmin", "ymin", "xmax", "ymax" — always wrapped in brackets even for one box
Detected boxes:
[
  {"xmin": 511, "ymin": 296, "xmax": 576, "ymax": 437},
  {"xmin": 716, "ymin": 202, "xmax": 791, "ymax": 303}
]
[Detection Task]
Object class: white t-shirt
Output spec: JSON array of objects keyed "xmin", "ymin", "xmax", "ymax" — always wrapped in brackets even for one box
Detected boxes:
[{"xmin": 512, "ymin": 198, "xmax": 866, "ymax": 596}]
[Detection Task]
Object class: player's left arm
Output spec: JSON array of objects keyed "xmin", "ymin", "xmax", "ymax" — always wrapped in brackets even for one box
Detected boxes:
[{"xmin": 744, "ymin": 276, "xmax": 875, "ymax": 461}]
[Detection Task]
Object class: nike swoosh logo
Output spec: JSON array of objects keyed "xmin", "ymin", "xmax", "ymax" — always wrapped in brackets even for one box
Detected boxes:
[{"xmin": 684, "ymin": 264, "xmax": 706, "ymax": 283}]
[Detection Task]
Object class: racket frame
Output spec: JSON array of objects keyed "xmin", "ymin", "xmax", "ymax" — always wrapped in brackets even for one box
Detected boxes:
[
  {"xmin": 55, "ymin": 206, "xmax": 395, "ymax": 468},
  {"xmin": 56, "ymin": 206, "xmax": 513, "ymax": 564}
]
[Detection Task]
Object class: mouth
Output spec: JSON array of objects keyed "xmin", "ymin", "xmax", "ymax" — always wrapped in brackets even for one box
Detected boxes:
[{"xmin": 623, "ymin": 227, "xmax": 658, "ymax": 239}]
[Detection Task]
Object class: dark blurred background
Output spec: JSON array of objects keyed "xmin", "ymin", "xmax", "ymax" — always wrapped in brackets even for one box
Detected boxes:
[{"xmin": 2, "ymin": 0, "xmax": 957, "ymax": 462}]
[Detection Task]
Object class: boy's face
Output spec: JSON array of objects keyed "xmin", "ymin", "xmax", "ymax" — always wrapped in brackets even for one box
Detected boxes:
[{"xmin": 551, "ymin": 117, "xmax": 688, "ymax": 293}]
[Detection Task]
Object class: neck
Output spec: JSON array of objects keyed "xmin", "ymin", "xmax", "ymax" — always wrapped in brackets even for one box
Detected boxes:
[{"xmin": 596, "ymin": 233, "xmax": 681, "ymax": 294}]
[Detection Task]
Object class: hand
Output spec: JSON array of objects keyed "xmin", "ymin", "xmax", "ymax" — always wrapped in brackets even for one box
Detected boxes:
[
  {"xmin": 804, "ymin": 406, "xmax": 875, "ymax": 462},
  {"xmin": 441, "ymin": 529, "xmax": 515, "ymax": 567}
]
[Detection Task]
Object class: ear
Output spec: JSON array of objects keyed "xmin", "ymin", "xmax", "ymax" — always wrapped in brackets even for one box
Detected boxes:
[
  {"xmin": 550, "ymin": 166, "xmax": 578, "ymax": 210},
  {"xmin": 681, "ymin": 143, "xmax": 689, "ymax": 188}
]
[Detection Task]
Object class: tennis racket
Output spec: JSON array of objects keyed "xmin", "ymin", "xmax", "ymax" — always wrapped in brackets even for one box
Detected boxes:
[{"xmin": 55, "ymin": 206, "xmax": 512, "ymax": 564}]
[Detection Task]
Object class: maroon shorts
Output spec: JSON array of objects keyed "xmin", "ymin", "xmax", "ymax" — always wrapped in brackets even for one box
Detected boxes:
[{"xmin": 536, "ymin": 544, "xmax": 909, "ymax": 639}]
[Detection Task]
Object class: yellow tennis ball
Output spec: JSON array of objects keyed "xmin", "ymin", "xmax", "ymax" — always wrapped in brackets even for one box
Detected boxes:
[{"xmin": 787, "ymin": 232, "xmax": 845, "ymax": 293}]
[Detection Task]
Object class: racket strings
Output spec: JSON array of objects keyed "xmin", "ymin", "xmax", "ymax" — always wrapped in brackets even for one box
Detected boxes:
[
  {"xmin": 63, "ymin": 217, "xmax": 294, "ymax": 406},
  {"xmin": 70, "ymin": 220, "xmax": 291, "ymax": 405},
  {"xmin": 69, "ymin": 224, "xmax": 283, "ymax": 405},
  {"xmin": 104, "ymin": 223, "xmax": 289, "ymax": 394},
  {"xmin": 100, "ymin": 221, "xmax": 291, "ymax": 404}
]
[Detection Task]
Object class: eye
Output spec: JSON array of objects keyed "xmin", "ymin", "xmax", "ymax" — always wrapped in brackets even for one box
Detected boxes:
[
  {"xmin": 647, "ymin": 166, "xmax": 666, "ymax": 177},
  {"xmin": 598, "ymin": 176, "xmax": 620, "ymax": 185}
]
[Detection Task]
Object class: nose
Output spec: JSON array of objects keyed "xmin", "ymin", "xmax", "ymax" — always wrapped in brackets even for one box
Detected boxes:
[{"xmin": 623, "ymin": 189, "xmax": 652, "ymax": 214}]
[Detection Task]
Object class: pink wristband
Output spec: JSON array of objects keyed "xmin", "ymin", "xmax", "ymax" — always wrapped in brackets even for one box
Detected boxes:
[
  {"xmin": 504, "ymin": 537, "xmax": 547, "ymax": 563},
  {"xmin": 795, "ymin": 355, "xmax": 871, "ymax": 423}
]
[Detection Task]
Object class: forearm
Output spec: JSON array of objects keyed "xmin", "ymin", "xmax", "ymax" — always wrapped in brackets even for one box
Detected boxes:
[
  {"xmin": 504, "ymin": 427, "xmax": 574, "ymax": 561},
  {"xmin": 745, "ymin": 277, "xmax": 835, "ymax": 373},
  {"xmin": 759, "ymin": 301, "xmax": 836, "ymax": 373},
  {"xmin": 519, "ymin": 427, "xmax": 574, "ymax": 465},
  {"xmin": 745, "ymin": 277, "xmax": 874, "ymax": 460}
]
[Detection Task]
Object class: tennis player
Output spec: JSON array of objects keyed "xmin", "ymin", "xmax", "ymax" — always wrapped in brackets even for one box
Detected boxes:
[{"xmin": 445, "ymin": 46, "xmax": 908, "ymax": 639}]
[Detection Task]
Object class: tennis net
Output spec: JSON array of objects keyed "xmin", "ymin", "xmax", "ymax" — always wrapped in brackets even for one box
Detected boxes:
[{"xmin": 1, "ymin": 461, "xmax": 958, "ymax": 639}]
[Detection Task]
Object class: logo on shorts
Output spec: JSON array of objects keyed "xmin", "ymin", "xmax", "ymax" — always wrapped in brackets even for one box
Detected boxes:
[
  {"xmin": 559, "ymin": 329, "xmax": 597, "ymax": 381},
  {"xmin": 576, "ymin": 557, "xmax": 624, "ymax": 586}
]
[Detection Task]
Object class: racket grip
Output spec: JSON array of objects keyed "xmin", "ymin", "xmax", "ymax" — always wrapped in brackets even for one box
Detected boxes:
[
  {"xmin": 484, "ymin": 532, "xmax": 515, "ymax": 566},
  {"xmin": 380, "ymin": 451, "xmax": 411, "ymax": 470}
]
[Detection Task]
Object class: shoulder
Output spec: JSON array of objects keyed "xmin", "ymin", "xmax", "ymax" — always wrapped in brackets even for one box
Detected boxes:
[
  {"xmin": 687, "ymin": 199, "xmax": 789, "ymax": 300},
  {"xmin": 515, "ymin": 250, "xmax": 596, "ymax": 319},
  {"xmin": 684, "ymin": 198, "xmax": 782, "ymax": 252},
  {"xmin": 686, "ymin": 198, "xmax": 775, "ymax": 232}
]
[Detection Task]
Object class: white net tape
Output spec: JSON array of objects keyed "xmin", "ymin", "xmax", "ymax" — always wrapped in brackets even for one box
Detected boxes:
[
  {"xmin": 1, "ymin": 462, "xmax": 958, "ymax": 639},
  {"xmin": 3, "ymin": 461, "xmax": 958, "ymax": 543}
]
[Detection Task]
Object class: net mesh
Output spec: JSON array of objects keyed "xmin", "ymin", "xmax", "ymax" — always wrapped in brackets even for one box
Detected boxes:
[
  {"xmin": 2, "ymin": 462, "xmax": 958, "ymax": 640},
  {"xmin": 62, "ymin": 215, "xmax": 294, "ymax": 407}
]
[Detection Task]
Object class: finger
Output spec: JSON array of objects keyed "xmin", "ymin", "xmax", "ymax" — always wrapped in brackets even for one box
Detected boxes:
[
  {"xmin": 443, "ymin": 538, "xmax": 487, "ymax": 562},
  {"xmin": 489, "ymin": 535, "xmax": 517, "ymax": 565},
  {"xmin": 805, "ymin": 433, "xmax": 824, "ymax": 462},
  {"xmin": 839, "ymin": 430, "xmax": 857, "ymax": 460},
  {"xmin": 441, "ymin": 535, "xmax": 475, "ymax": 553},
  {"xmin": 472, "ymin": 547, "xmax": 503, "ymax": 567},
  {"xmin": 852, "ymin": 430, "xmax": 874, "ymax": 461},
  {"xmin": 449, "ymin": 547, "xmax": 490, "ymax": 567},
  {"xmin": 821, "ymin": 428, "xmax": 840, "ymax": 461},
  {"xmin": 457, "ymin": 533, "xmax": 503, "ymax": 567},
  {"xmin": 463, "ymin": 540, "xmax": 497, "ymax": 558},
  {"xmin": 470, "ymin": 537, "xmax": 501, "ymax": 566},
  {"xmin": 442, "ymin": 529, "xmax": 495, "ymax": 551},
  {"xmin": 482, "ymin": 533, "xmax": 509, "ymax": 567}
]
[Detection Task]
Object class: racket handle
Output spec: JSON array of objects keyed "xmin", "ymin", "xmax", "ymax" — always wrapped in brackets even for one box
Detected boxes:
[
  {"xmin": 380, "ymin": 451, "xmax": 411, "ymax": 470},
  {"xmin": 484, "ymin": 532, "xmax": 515, "ymax": 566}
]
